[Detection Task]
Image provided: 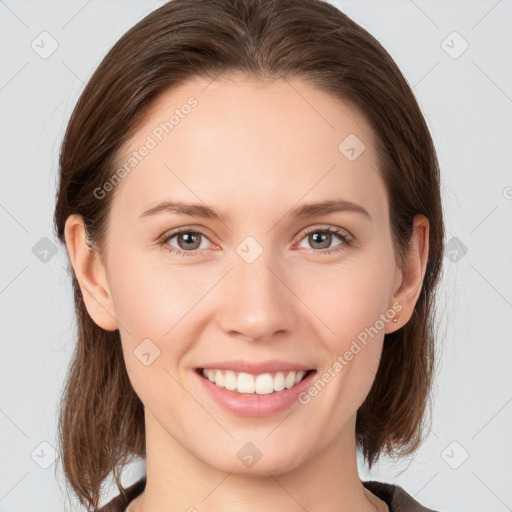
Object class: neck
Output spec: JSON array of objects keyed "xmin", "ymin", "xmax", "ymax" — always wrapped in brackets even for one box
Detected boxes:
[{"xmin": 136, "ymin": 410, "xmax": 383, "ymax": 512}]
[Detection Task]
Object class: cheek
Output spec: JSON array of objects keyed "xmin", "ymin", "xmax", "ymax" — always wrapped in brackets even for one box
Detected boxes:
[
  {"xmin": 107, "ymin": 252, "xmax": 206, "ymax": 389},
  {"xmin": 316, "ymin": 253, "xmax": 395, "ymax": 413},
  {"xmin": 107, "ymin": 250, "xmax": 208, "ymax": 336},
  {"xmin": 295, "ymin": 251, "xmax": 394, "ymax": 409},
  {"xmin": 112, "ymin": 259, "xmax": 200, "ymax": 416},
  {"xmin": 300, "ymin": 254, "xmax": 394, "ymax": 346}
]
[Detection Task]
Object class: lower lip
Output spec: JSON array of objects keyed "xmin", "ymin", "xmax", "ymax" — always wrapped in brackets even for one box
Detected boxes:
[{"xmin": 194, "ymin": 369, "xmax": 317, "ymax": 417}]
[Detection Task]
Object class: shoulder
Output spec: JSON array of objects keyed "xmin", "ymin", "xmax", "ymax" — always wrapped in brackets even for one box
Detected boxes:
[
  {"xmin": 94, "ymin": 476, "xmax": 146, "ymax": 512},
  {"xmin": 363, "ymin": 480, "xmax": 441, "ymax": 512}
]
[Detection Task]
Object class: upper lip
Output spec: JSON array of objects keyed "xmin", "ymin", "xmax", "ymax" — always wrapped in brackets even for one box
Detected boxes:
[{"xmin": 197, "ymin": 359, "xmax": 316, "ymax": 375}]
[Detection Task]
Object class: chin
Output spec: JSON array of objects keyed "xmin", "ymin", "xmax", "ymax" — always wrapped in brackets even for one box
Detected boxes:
[{"xmin": 200, "ymin": 442, "xmax": 307, "ymax": 477}]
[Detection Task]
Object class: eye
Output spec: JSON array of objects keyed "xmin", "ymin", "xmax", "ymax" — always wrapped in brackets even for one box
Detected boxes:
[
  {"xmin": 159, "ymin": 227, "xmax": 217, "ymax": 257},
  {"xmin": 295, "ymin": 226, "xmax": 352, "ymax": 255},
  {"xmin": 159, "ymin": 225, "xmax": 352, "ymax": 257}
]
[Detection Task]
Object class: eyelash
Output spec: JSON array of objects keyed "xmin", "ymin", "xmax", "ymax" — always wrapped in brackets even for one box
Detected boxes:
[{"xmin": 158, "ymin": 225, "xmax": 352, "ymax": 257}]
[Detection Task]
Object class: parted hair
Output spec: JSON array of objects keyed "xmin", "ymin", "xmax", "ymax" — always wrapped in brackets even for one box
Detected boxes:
[{"xmin": 53, "ymin": 0, "xmax": 445, "ymax": 509}]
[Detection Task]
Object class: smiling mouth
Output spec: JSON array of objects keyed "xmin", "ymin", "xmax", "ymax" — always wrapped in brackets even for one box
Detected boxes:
[{"xmin": 195, "ymin": 368, "xmax": 316, "ymax": 395}]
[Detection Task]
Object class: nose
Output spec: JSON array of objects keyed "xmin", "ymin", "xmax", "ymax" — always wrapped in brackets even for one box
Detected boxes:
[{"xmin": 215, "ymin": 246, "xmax": 299, "ymax": 341}]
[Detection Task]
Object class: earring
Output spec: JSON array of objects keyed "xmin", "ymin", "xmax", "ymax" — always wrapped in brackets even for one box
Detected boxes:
[{"xmin": 393, "ymin": 317, "xmax": 398, "ymax": 323}]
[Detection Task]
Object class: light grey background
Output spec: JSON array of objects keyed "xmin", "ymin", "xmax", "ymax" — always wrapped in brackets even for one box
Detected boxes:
[{"xmin": 1, "ymin": 0, "xmax": 511, "ymax": 510}]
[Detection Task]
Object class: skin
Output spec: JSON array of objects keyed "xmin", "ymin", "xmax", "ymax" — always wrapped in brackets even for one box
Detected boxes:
[{"xmin": 65, "ymin": 73, "xmax": 429, "ymax": 512}]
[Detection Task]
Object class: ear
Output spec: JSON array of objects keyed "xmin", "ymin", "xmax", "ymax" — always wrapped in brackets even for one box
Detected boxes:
[
  {"xmin": 63, "ymin": 214, "xmax": 119, "ymax": 331},
  {"xmin": 385, "ymin": 214, "xmax": 429, "ymax": 333}
]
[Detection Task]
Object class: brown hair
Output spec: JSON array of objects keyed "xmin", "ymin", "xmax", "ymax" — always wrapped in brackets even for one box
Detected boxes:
[{"xmin": 53, "ymin": 0, "xmax": 444, "ymax": 508}]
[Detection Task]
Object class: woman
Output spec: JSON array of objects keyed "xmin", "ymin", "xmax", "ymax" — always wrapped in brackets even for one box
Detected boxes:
[{"xmin": 53, "ymin": 0, "xmax": 445, "ymax": 511}]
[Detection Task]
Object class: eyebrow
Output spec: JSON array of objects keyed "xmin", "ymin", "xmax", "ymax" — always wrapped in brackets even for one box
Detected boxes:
[{"xmin": 138, "ymin": 198, "xmax": 371, "ymax": 223}]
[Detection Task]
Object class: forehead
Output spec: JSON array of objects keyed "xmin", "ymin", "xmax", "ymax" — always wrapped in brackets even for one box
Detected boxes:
[{"xmin": 111, "ymin": 74, "xmax": 387, "ymax": 225}]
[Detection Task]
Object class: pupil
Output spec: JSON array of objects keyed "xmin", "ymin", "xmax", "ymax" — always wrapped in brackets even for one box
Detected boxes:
[
  {"xmin": 311, "ymin": 232, "xmax": 330, "ymax": 249},
  {"xmin": 179, "ymin": 232, "xmax": 200, "ymax": 250}
]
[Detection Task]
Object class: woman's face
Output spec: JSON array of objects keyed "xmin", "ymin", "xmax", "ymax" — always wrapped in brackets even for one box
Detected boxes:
[{"xmin": 94, "ymin": 74, "xmax": 407, "ymax": 474}]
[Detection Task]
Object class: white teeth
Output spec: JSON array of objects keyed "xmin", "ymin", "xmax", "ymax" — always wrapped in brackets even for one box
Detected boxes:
[
  {"xmin": 255, "ymin": 373, "xmax": 274, "ymax": 395},
  {"xmin": 201, "ymin": 369, "xmax": 308, "ymax": 395},
  {"xmin": 214, "ymin": 369, "xmax": 224, "ymax": 387},
  {"xmin": 273, "ymin": 372, "xmax": 285, "ymax": 391},
  {"xmin": 224, "ymin": 371, "xmax": 237, "ymax": 391},
  {"xmin": 285, "ymin": 371, "xmax": 295, "ymax": 389},
  {"xmin": 238, "ymin": 372, "xmax": 255, "ymax": 393}
]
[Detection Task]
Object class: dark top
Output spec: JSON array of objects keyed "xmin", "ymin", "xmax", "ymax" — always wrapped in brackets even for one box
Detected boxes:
[{"xmin": 95, "ymin": 476, "xmax": 440, "ymax": 511}]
